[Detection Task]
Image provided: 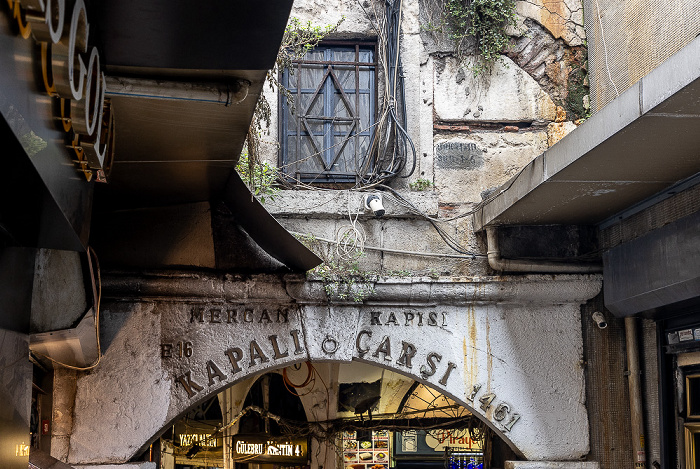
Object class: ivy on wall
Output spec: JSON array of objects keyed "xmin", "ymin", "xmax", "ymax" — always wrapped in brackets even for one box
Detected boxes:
[{"xmin": 424, "ymin": 0, "xmax": 517, "ymax": 74}]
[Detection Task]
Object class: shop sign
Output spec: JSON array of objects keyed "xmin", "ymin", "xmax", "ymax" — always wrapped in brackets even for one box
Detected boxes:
[
  {"xmin": 394, "ymin": 429, "xmax": 482, "ymax": 457},
  {"xmin": 178, "ymin": 433, "xmax": 219, "ymax": 448},
  {"xmin": 342, "ymin": 430, "xmax": 389, "ymax": 468},
  {"xmin": 4, "ymin": 0, "xmax": 115, "ymax": 181},
  {"xmin": 232, "ymin": 435, "xmax": 308, "ymax": 464}
]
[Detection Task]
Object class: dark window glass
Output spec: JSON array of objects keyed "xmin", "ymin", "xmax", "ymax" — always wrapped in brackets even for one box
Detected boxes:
[{"xmin": 280, "ymin": 44, "xmax": 376, "ymax": 184}]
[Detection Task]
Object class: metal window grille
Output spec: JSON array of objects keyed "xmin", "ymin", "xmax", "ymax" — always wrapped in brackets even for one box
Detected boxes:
[{"xmin": 279, "ymin": 43, "xmax": 376, "ymax": 184}]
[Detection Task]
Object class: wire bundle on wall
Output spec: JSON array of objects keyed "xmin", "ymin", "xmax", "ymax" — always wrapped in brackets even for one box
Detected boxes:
[
  {"xmin": 359, "ymin": 0, "xmax": 417, "ymax": 186},
  {"xmin": 278, "ymin": 0, "xmax": 417, "ymax": 189}
]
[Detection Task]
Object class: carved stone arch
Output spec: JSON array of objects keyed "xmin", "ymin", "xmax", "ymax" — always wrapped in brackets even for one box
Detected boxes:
[{"xmin": 66, "ymin": 273, "xmax": 601, "ymax": 465}]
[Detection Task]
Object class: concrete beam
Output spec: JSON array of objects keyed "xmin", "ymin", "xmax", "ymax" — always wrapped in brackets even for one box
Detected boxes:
[{"xmin": 473, "ymin": 35, "xmax": 700, "ymax": 231}]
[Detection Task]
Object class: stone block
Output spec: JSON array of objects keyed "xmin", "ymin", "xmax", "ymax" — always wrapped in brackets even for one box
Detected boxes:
[
  {"xmin": 515, "ymin": 0, "xmax": 586, "ymax": 47},
  {"xmin": 433, "ymin": 56, "xmax": 556, "ymax": 123},
  {"xmin": 547, "ymin": 121, "xmax": 578, "ymax": 146},
  {"xmin": 433, "ymin": 131, "xmax": 548, "ymax": 204}
]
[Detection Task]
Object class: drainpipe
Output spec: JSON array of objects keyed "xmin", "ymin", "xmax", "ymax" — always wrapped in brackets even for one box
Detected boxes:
[
  {"xmin": 485, "ymin": 226, "xmax": 602, "ymax": 273},
  {"xmin": 104, "ymin": 76, "xmax": 251, "ymax": 105},
  {"xmin": 625, "ymin": 316, "xmax": 646, "ymax": 469}
]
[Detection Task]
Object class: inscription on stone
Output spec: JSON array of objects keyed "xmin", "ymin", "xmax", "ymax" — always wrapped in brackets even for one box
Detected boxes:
[
  {"xmin": 170, "ymin": 306, "xmax": 461, "ymax": 403},
  {"xmin": 435, "ymin": 142, "xmax": 483, "ymax": 169},
  {"xmin": 189, "ymin": 306, "xmax": 291, "ymax": 325},
  {"xmin": 466, "ymin": 383, "xmax": 521, "ymax": 433},
  {"xmin": 369, "ymin": 311, "xmax": 448, "ymax": 327}
]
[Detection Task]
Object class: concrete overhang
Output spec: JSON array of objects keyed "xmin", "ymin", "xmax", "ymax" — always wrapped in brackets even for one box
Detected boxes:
[{"xmin": 472, "ymin": 35, "xmax": 700, "ymax": 232}]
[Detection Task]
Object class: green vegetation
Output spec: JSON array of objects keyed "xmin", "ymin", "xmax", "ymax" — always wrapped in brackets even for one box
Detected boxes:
[
  {"xmin": 564, "ymin": 62, "xmax": 590, "ymax": 121},
  {"xmin": 426, "ymin": 0, "xmax": 517, "ymax": 74},
  {"xmin": 236, "ymin": 152, "xmax": 279, "ymax": 203},
  {"xmin": 409, "ymin": 178, "xmax": 434, "ymax": 191},
  {"xmin": 297, "ymin": 233, "xmax": 377, "ymax": 303}
]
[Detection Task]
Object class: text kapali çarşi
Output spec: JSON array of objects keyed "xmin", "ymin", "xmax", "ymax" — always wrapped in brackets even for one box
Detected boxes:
[{"xmin": 173, "ymin": 309, "xmax": 457, "ymax": 398}]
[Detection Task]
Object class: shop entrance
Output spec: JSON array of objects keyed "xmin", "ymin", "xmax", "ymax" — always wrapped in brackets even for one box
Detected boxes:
[{"xmin": 155, "ymin": 361, "xmax": 516, "ymax": 469}]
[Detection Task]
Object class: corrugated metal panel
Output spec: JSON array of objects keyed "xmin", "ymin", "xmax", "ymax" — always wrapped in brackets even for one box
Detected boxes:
[
  {"xmin": 582, "ymin": 295, "xmax": 633, "ymax": 469},
  {"xmin": 584, "ymin": 0, "xmax": 700, "ymax": 111},
  {"xmin": 600, "ymin": 183, "xmax": 700, "ymax": 249}
]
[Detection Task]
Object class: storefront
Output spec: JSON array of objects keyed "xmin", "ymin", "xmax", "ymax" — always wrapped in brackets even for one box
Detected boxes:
[{"xmin": 157, "ymin": 359, "xmax": 517, "ymax": 469}]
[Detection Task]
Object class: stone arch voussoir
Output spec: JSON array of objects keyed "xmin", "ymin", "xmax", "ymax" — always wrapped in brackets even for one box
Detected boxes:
[{"xmin": 67, "ymin": 273, "xmax": 601, "ymax": 465}]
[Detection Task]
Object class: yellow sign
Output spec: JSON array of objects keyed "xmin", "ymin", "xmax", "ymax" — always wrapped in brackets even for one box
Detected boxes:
[
  {"xmin": 179, "ymin": 433, "xmax": 218, "ymax": 448},
  {"xmin": 426, "ymin": 429, "xmax": 483, "ymax": 452}
]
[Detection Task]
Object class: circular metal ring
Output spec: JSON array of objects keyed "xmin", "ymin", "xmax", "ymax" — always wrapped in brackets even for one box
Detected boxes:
[{"xmin": 322, "ymin": 336, "xmax": 338, "ymax": 354}]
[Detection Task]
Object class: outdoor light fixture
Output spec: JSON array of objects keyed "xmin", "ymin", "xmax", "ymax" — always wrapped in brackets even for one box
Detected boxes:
[{"xmin": 364, "ymin": 194, "xmax": 385, "ymax": 217}]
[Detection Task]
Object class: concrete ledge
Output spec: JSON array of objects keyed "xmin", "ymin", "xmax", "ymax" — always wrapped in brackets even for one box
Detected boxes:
[
  {"xmin": 472, "ymin": 34, "xmax": 700, "ymax": 231},
  {"xmin": 264, "ymin": 189, "xmax": 439, "ymax": 219},
  {"xmin": 101, "ymin": 271, "xmax": 602, "ymax": 306},
  {"xmin": 505, "ymin": 462, "xmax": 599, "ymax": 469}
]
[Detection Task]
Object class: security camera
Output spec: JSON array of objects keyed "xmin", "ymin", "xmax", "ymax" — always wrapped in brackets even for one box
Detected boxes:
[
  {"xmin": 592, "ymin": 311, "xmax": 607, "ymax": 329},
  {"xmin": 364, "ymin": 194, "xmax": 385, "ymax": 217}
]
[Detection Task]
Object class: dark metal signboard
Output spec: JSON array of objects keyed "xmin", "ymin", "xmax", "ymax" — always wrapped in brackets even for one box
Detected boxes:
[{"xmin": 231, "ymin": 434, "xmax": 308, "ymax": 464}]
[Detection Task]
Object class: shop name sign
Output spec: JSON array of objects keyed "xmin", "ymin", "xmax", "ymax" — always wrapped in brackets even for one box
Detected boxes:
[
  {"xmin": 179, "ymin": 433, "xmax": 218, "ymax": 448},
  {"xmin": 232, "ymin": 435, "xmax": 307, "ymax": 464},
  {"xmin": 5, "ymin": 0, "xmax": 114, "ymax": 181}
]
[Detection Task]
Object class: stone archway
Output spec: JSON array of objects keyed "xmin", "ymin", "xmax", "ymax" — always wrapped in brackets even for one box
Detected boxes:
[{"xmin": 65, "ymin": 272, "xmax": 600, "ymax": 465}]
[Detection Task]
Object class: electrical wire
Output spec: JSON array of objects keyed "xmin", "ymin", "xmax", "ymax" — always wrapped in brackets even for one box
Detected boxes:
[
  {"xmin": 31, "ymin": 247, "xmax": 103, "ymax": 371},
  {"xmin": 376, "ymin": 185, "xmax": 485, "ymax": 257},
  {"xmin": 360, "ymin": 0, "xmax": 417, "ymax": 185},
  {"xmin": 293, "ymin": 231, "xmax": 482, "ymax": 259},
  {"xmin": 278, "ymin": 0, "xmax": 417, "ymax": 188}
]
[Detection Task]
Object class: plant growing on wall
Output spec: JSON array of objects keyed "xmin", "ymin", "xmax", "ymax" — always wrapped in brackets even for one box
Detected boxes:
[
  {"xmin": 297, "ymin": 232, "xmax": 377, "ymax": 303},
  {"xmin": 239, "ymin": 17, "xmax": 343, "ymax": 190},
  {"xmin": 424, "ymin": 0, "xmax": 517, "ymax": 74},
  {"xmin": 409, "ymin": 178, "xmax": 434, "ymax": 191},
  {"xmin": 236, "ymin": 152, "xmax": 279, "ymax": 203}
]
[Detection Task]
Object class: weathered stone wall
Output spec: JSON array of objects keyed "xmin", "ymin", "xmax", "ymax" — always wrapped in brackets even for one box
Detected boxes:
[
  {"xmin": 60, "ymin": 1, "xmax": 601, "ymax": 467},
  {"xmin": 66, "ymin": 273, "xmax": 601, "ymax": 464},
  {"xmin": 257, "ymin": 0, "xmax": 588, "ymax": 278}
]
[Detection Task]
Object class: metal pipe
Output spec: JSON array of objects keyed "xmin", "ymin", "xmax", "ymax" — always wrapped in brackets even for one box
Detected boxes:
[
  {"xmin": 625, "ymin": 316, "xmax": 647, "ymax": 469},
  {"xmin": 485, "ymin": 226, "xmax": 602, "ymax": 273},
  {"xmin": 104, "ymin": 76, "xmax": 251, "ymax": 104}
]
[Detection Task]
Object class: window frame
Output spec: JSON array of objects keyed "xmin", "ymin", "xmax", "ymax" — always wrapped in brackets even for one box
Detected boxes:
[{"xmin": 279, "ymin": 41, "xmax": 378, "ymax": 184}]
